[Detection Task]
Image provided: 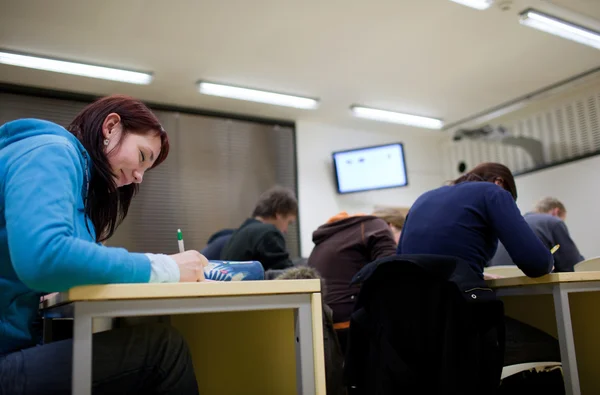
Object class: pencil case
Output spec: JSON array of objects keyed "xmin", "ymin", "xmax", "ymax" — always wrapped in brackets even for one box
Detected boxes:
[{"xmin": 204, "ymin": 260, "xmax": 265, "ymax": 281}]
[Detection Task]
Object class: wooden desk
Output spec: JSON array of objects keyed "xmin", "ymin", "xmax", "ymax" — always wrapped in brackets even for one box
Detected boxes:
[
  {"xmin": 488, "ymin": 272, "xmax": 600, "ymax": 395},
  {"xmin": 42, "ymin": 280, "xmax": 326, "ymax": 395}
]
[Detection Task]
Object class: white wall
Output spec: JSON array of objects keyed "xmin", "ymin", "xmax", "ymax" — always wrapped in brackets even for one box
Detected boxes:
[
  {"xmin": 296, "ymin": 120, "xmax": 445, "ymax": 257},
  {"xmin": 514, "ymin": 155, "xmax": 600, "ymax": 260}
]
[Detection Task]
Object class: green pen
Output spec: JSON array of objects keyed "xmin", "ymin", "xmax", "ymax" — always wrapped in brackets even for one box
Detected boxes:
[{"xmin": 177, "ymin": 229, "xmax": 185, "ymax": 253}]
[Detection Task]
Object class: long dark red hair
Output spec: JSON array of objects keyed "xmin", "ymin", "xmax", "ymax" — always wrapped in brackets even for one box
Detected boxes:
[
  {"xmin": 67, "ymin": 95, "xmax": 169, "ymax": 242},
  {"xmin": 451, "ymin": 162, "xmax": 517, "ymax": 200}
]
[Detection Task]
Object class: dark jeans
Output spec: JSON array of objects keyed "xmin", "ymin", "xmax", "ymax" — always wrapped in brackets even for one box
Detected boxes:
[
  {"xmin": 335, "ymin": 328, "xmax": 349, "ymax": 356},
  {"xmin": 0, "ymin": 324, "xmax": 199, "ymax": 395}
]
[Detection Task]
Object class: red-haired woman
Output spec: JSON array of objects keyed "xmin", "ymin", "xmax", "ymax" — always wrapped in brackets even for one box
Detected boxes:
[{"xmin": 0, "ymin": 95, "xmax": 203, "ymax": 394}]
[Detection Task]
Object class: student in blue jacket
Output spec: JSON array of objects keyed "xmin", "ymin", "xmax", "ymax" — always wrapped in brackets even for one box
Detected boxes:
[
  {"xmin": 398, "ymin": 162, "xmax": 553, "ymax": 277},
  {"xmin": 0, "ymin": 95, "xmax": 205, "ymax": 394}
]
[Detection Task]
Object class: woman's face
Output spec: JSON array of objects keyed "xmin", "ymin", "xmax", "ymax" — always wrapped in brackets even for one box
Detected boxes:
[{"xmin": 102, "ymin": 113, "xmax": 162, "ymax": 187}]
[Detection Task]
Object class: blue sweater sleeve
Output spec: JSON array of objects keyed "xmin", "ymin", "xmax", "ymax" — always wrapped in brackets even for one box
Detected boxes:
[
  {"xmin": 485, "ymin": 187, "xmax": 553, "ymax": 277},
  {"xmin": 4, "ymin": 142, "xmax": 151, "ymax": 292}
]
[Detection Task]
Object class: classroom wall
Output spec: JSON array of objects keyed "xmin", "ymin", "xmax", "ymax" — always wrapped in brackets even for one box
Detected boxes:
[
  {"xmin": 296, "ymin": 120, "xmax": 446, "ymax": 257},
  {"xmin": 439, "ymin": 77, "xmax": 600, "ymax": 261},
  {"xmin": 514, "ymin": 155, "xmax": 600, "ymax": 259}
]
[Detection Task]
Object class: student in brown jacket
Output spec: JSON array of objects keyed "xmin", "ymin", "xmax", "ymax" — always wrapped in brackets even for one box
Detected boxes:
[{"xmin": 307, "ymin": 208, "xmax": 405, "ymax": 351}]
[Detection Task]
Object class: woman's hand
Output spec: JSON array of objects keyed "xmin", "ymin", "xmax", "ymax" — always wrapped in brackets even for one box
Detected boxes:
[
  {"xmin": 483, "ymin": 272, "xmax": 504, "ymax": 280},
  {"xmin": 169, "ymin": 250, "xmax": 208, "ymax": 282}
]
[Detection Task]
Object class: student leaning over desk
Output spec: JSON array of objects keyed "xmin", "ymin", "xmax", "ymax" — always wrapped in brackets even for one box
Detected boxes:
[
  {"xmin": 0, "ymin": 95, "xmax": 204, "ymax": 395},
  {"xmin": 397, "ymin": 162, "xmax": 554, "ymax": 278},
  {"xmin": 397, "ymin": 162, "xmax": 561, "ymax": 367}
]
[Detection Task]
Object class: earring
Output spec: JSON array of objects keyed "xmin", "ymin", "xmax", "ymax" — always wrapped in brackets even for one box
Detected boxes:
[{"xmin": 103, "ymin": 139, "xmax": 110, "ymax": 146}]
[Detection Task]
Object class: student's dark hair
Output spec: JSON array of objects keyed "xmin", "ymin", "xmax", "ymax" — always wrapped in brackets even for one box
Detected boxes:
[
  {"xmin": 252, "ymin": 186, "xmax": 298, "ymax": 218},
  {"xmin": 451, "ymin": 162, "xmax": 517, "ymax": 200},
  {"xmin": 67, "ymin": 95, "xmax": 169, "ymax": 242}
]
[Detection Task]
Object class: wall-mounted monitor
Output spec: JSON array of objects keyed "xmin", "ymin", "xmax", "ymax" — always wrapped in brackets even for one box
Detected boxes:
[{"xmin": 332, "ymin": 143, "xmax": 408, "ymax": 194}]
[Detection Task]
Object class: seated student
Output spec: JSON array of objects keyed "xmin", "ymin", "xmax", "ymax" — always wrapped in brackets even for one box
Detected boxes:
[
  {"xmin": 490, "ymin": 197, "xmax": 584, "ymax": 272},
  {"xmin": 221, "ymin": 186, "xmax": 297, "ymax": 270},
  {"xmin": 0, "ymin": 96, "xmax": 205, "ymax": 395},
  {"xmin": 398, "ymin": 162, "xmax": 560, "ymax": 366},
  {"xmin": 398, "ymin": 162, "xmax": 552, "ymax": 277},
  {"xmin": 201, "ymin": 228, "xmax": 235, "ymax": 260},
  {"xmin": 371, "ymin": 207, "xmax": 405, "ymax": 244},
  {"xmin": 307, "ymin": 208, "xmax": 404, "ymax": 351}
]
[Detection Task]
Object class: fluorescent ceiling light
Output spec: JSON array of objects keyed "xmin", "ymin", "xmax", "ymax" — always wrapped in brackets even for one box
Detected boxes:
[
  {"xmin": 197, "ymin": 81, "xmax": 319, "ymax": 109},
  {"xmin": 449, "ymin": 0, "xmax": 493, "ymax": 10},
  {"xmin": 351, "ymin": 106, "xmax": 444, "ymax": 129},
  {"xmin": 0, "ymin": 50, "xmax": 153, "ymax": 85},
  {"xmin": 519, "ymin": 9, "xmax": 600, "ymax": 50}
]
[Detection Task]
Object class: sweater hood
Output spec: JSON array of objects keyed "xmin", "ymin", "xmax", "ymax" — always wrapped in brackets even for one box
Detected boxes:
[{"xmin": 312, "ymin": 212, "xmax": 379, "ymax": 245}]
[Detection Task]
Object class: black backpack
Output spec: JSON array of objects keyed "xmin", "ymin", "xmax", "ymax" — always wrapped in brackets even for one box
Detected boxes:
[{"xmin": 344, "ymin": 255, "xmax": 505, "ymax": 395}]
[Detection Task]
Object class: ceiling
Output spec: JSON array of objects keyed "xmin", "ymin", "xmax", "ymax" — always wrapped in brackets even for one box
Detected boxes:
[{"xmin": 0, "ymin": 0, "xmax": 599, "ymax": 134}]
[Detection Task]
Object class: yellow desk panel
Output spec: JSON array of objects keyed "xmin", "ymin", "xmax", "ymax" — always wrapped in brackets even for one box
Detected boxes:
[
  {"xmin": 493, "ymin": 275, "xmax": 600, "ymax": 395},
  {"xmin": 171, "ymin": 309, "xmax": 297, "ymax": 395}
]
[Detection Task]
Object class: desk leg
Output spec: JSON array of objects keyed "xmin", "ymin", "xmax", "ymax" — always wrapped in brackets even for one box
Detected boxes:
[
  {"xmin": 311, "ymin": 294, "xmax": 326, "ymax": 395},
  {"xmin": 553, "ymin": 285, "xmax": 581, "ymax": 395},
  {"xmin": 72, "ymin": 302, "xmax": 93, "ymax": 395},
  {"xmin": 295, "ymin": 300, "xmax": 316, "ymax": 395}
]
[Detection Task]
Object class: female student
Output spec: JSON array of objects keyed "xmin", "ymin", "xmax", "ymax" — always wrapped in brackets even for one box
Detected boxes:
[
  {"xmin": 0, "ymin": 95, "xmax": 205, "ymax": 394},
  {"xmin": 397, "ymin": 163, "xmax": 560, "ymax": 367},
  {"xmin": 398, "ymin": 162, "xmax": 553, "ymax": 277}
]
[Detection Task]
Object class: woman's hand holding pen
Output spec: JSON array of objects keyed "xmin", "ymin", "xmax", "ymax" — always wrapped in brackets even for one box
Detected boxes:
[{"xmin": 170, "ymin": 250, "xmax": 208, "ymax": 282}]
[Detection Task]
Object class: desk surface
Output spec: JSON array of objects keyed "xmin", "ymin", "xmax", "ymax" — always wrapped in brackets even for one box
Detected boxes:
[
  {"xmin": 42, "ymin": 279, "xmax": 321, "ymax": 307},
  {"xmin": 487, "ymin": 271, "xmax": 600, "ymax": 288}
]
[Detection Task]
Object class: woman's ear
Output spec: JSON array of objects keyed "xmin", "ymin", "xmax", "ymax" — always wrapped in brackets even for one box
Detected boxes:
[
  {"xmin": 494, "ymin": 177, "xmax": 505, "ymax": 187},
  {"xmin": 102, "ymin": 113, "xmax": 122, "ymax": 140}
]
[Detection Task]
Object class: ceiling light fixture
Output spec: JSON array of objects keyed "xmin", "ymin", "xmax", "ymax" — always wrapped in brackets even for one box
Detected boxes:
[
  {"xmin": 519, "ymin": 8, "xmax": 600, "ymax": 50},
  {"xmin": 449, "ymin": 0, "xmax": 493, "ymax": 10},
  {"xmin": 0, "ymin": 49, "xmax": 153, "ymax": 84},
  {"xmin": 351, "ymin": 106, "xmax": 444, "ymax": 129},
  {"xmin": 197, "ymin": 81, "xmax": 319, "ymax": 109}
]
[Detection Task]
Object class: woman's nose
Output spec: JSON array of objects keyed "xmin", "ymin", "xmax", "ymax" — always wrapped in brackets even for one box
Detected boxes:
[{"xmin": 133, "ymin": 170, "xmax": 144, "ymax": 184}]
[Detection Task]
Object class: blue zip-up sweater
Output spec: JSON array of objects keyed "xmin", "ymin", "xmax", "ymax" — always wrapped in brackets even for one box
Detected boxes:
[
  {"xmin": 397, "ymin": 182, "xmax": 553, "ymax": 278},
  {"xmin": 0, "ymin": 119, "xmax": 151, "ymax": 354}
]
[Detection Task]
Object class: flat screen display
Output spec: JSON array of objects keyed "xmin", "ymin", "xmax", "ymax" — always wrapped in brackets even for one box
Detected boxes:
[{"xmin": 333, "ymin": 143, "xmax": 408, "ymax": 194}]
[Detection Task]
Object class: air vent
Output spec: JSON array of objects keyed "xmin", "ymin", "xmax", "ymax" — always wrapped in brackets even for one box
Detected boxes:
[{"xmin": 442, "ymin": 88, "xmax": 600, "ymax": 180}]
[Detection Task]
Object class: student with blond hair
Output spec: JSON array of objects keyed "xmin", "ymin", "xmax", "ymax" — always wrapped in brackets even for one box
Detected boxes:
[
  {"xmin": 372, "ymin": 207, "xmax": 406, "ymax": 244},
  {"xmin": 490, "ymin": 197, "xmax": 583, "ymax": 272}
]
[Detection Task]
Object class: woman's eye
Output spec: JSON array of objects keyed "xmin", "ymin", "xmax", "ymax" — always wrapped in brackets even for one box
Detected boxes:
[{"xmin": 140, "ymin": 151, "xmax": 145, "ymax": 162}]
